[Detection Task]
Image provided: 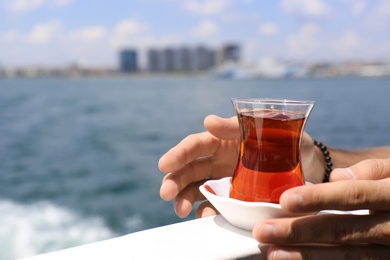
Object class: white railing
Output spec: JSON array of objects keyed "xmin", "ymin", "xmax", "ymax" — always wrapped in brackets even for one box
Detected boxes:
[{"xmin": 24, "ymin": 215, "xmax": 262, "ymax": 260}]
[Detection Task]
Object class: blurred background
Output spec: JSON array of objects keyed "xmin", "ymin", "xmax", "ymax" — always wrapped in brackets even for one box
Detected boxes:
[{"xmin": 1, "ymin": 0, "xmax": 390, "ymax": 259}]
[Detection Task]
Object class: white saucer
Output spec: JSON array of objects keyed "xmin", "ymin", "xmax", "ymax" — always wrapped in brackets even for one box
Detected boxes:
[{"xmin": 199, "ymin": 177, "xmax": 309, "ymax": 230}]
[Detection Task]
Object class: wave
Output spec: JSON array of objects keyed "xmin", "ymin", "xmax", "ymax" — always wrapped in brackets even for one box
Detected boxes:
[{"xmin": 0, "ymin": 199, "xmax": 116, "ymax": 260}]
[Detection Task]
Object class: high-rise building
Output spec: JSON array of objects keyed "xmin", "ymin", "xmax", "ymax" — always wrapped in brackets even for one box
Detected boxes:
[
  {"xmin": 119, "ymin": 49, "xmax": 138, "ymax": 72},
  {"xmin": 144, "ymin": 44, "xmax": 228, "ymax": 73},
  {"xmin": 222, "ymin": 44, "xmax": 240, "ymax": 63},
  {"xmin": 175, "ymin": 47, "xmax": 191, "ymax": 71},
  {"xmin": 148, "ymin": 48, "xmax": 173, "ymax": 72},
  {"xmin": 147, "ymin": 49, "xmax": 160, "ymax": 72},
  {"xmin": 194, "ymin": 46, "xmax": 215, "ymax": 71},
  {"xmin": 163, "ymin": 48, "xmax": 175, "ymax": 72}
]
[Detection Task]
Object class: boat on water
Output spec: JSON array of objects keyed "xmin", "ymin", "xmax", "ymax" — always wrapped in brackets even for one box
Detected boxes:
[{"xmin": 212, "ymin": 59, "xmax": 308, "ymax": 79}]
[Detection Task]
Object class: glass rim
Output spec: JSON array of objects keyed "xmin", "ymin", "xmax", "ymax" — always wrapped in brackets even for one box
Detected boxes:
[{"xmin": 231, "ymin": 97, "xmax": 315, "ymax": 106}]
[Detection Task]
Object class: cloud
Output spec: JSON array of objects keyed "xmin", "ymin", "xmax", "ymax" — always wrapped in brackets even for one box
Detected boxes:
[
  {"xmin": 52, "ymin": 0, "xmax": 74, "ymax": 6},
  {"xmin": 154, "ymin": 35, "xmax": 182, "ymax": 47},
  {"xmin": 365, "ymin": 0, "xmax": 390, "ymax": 32},
  {"xmin": 327, "ymin": 30, "xmax": 362, "ymax": 59},
  {"xmin": 345, "ymin": 0, "xmax": 367, "ymax": 15},
  {"xmin": 110, "ymin": 19, "xmax": 150, "ymax": 49},
  {"xmin": 191, "ymin": 19, "xmax": 219, "ymax": 37},
  {"xmin": 5, "ymin": 0, "xmax": 45, "ymax": 12},
  {"xmin": 328, "ymin": 29, "xmax": 387, "ymax": 60},
  {"xmin": 1, "ymin": 1, "xmax": 388, "ymax": 66},
  {"xmin": 67, "ymin": 27, "xmax": 107, "ymax": 43},
  {"xmin": 287, "ymin": 23, "xmax": 322, "ymax": 58},
  {"xmin": 375, "ymin": 0, "xmax": 390, "ymax": 17},
  {"xmin": 0, "ymin": 30, "xmax": 21, "ymax": 43},
  {"xmin": 259, "ymin": 23, "xmax": 278, "ymax": 36},
  {"xmin": 5, "ymin": 0, "xmax": 73, "ymax": 13},
  {"xmin": 286, "ymin": 25, "xmax": 374, "ymax": 60},
  {"xmin": 182, "ymin": 0, "xmax": 258, "ymax": 23},
  {"xmin": 27, "ymin": 21, "xmax": 62, "ymax": 45},
  {"xmin": 338, "ymin": 30, "xmax": 360, "ymax": 51},
  {"xmin": 281, "ymin": 0, "xmax": 329, "ymax": 19},
  {"xmin": 113, "ymin": 20, "xmax": 144, "ymax": 35},
  {"xmin": 183, "ymin": 0, "xmax": 231, "ymax": 16},
  {"xmin": 372, "ymin": 1, "xmax": 390, "ymax": 20}
]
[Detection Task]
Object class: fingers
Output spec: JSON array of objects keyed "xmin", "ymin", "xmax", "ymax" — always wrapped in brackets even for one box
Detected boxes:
[
  {"xmin": 195, "ymin": 201, "xmax": 218, "ymax": 218},
  {"xmin": 204, "ymin": 114, "xmax": 239, "ymax": 140},
  {"xmin": 254, "ymin": 212, "xmax": 390, "ymax": 246},
  {"xmin": 160, "ymin": 157, "xmax": 212, "ymax": 201},
  {"xmin": 331, "ymin": 158, "xmax": 390, "ymax": 181},
  {"xmin": 159, "ymin": 114, "xmax": 240, "ymax": 218},
  {"xmin": 160, "ymin": 155, "xmax": 231, "ymax": 201},
  {"xmin": 255, "ymin": 158, "xmax": 390, "ymax": 258},
  {"xmin": 171, "ymin": 181, "xmax": 219, "ymax": 218},
  {"xmin": 172, "ymin": 180, "xmax": 206, "ymax": 218},
  {"xmin": 158, "ymin": 131, "xmax": 220, "ymax": 174},
  {"xmin": 158, "ymin": 115, "xmax": 239, "ymax": 174},
  {"xmin": 160, "ymin": 153, "xmax": 236, "ymax": 216},
  {"xmin": 172, "ymin": 182, "xmax": 219, "ymax": 218},
  {"xmin": 279, "ymin": 178, "xmax": 390, "ymax": 213},
  {"xmin": 159, "ymin": 115, "xmax": 238, "ymax": 174},
  {"xmin": 266, "ymin": 245, "xmax": 390, "ymax": 260}
]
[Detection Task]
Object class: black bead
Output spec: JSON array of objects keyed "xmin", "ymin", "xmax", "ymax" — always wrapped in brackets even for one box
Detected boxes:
[{"xmin": 314, "ymin": 140, "xmax": 333, "ymax": 183}]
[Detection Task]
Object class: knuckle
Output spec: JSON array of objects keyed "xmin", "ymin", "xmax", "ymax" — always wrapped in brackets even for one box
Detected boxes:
[
  {"xmin": 368, "ymin": 159, "xmax": 385, "ymax": 178},
  {"xmin": 344, "ymin": 184, "xmax": 368, "ymax": 206},
  {"xmin": 359, "ymin": 158, "xmax": 390, "ymax": 179},
  {"xmin": 287, "ymin": 222, "xmax": 305, "ymax": 242}
]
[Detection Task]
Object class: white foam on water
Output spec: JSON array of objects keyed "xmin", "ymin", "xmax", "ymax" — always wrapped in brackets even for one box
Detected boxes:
[
  {"xmin": 124, "ymin": 213, "xmax": 143, "ymax": 231},
  {"xmin": 0, "ymin": 199, "xmax": 116, "ymax": 260}
]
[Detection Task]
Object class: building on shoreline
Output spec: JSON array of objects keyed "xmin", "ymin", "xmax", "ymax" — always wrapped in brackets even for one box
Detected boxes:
[
  {"xmin": 143, "ymin": 44, "xmax": 240, "ymax": 73},
  {"xmin": 1, "ymin": 42, "xmax": 390, "ymax": 78},
  {"xmin": 119, "ymin": 50, "xmax": 138, "ymax": 73}
]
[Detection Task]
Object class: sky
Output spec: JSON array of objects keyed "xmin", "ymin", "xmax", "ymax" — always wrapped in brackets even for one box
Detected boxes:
[{"xmin": 1, "ymin": 0, "xmax": 390, "ymax": 68}]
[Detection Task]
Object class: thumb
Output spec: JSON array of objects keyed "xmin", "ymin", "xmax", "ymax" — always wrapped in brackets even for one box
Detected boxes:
[
  {"xmin": 331, "ymin": 158, "xmax": 390, "ymax": 181},
  {"xmin": 204, "ymin": 114, "xmax": 239, "ymax": 140}
]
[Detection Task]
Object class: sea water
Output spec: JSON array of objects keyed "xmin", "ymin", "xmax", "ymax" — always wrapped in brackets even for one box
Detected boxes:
[{"xmin": 0, "ymin": 76, "xmax": 389, "ymax": 259}]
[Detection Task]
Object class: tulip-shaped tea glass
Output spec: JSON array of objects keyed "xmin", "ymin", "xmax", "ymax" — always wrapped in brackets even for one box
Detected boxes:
[{"xmin": 230, "ymin": 98, "xmax": 315, "ymax": 203}]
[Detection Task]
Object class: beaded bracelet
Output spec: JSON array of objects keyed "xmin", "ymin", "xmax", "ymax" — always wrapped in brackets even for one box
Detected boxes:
[{"xmin": 313, "ymin": 140, "xmax": 333, "ymax": 183}]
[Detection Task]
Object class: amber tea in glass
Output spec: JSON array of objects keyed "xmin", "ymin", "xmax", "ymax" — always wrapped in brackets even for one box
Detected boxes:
[{"xmin": 230, "ymin": 98, "xmax": 315, "ymax": 203}]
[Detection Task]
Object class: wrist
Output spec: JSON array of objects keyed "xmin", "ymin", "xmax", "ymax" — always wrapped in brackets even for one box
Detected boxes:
[
  {"xmin": 313, "ymin": 140, "xmax": 333, "ymax": 182},
  {"xmin": 302, "ymin": 141, "xmax": 327, "ymax": 184}
]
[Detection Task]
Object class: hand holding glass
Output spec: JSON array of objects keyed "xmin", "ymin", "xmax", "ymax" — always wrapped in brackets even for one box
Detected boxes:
[{"xmin": 230, "ymin": 98, "xmax": 315, "ymax": 203}]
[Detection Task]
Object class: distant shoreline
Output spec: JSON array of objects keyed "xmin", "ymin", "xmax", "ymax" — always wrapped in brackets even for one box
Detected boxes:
[
  {"xmin": 1, "ymin": 73, "xmax": 389, "ymax": 80},
  {"xmin": 2, "ymin": 60, "xmax": 390, "ymax": 79}
]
